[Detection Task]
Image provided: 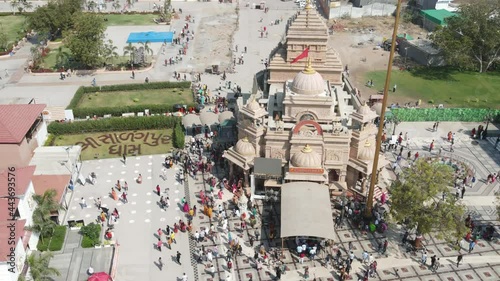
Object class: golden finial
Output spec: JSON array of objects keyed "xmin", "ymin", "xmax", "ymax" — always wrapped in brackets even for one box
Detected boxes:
[
  {"xmin": 302, "ymin": 144, "xmax": 313, "ymax": 153},
  {"xmin": 242, "ymin": 136, "xmax": 249, "ymax": 142},
  {"xmin": 303, "ymin": 57, "xmax": 316, "ymax": 74},
  {"xmin": 364, "ymin": 140, "xmax": 371, "ymax": 147},
  {"xmin": 305, "ymin": 0, "xmax": 312, "ymax": 10}
]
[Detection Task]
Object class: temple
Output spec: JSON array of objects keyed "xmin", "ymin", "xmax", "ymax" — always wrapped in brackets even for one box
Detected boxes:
[
  {"xmin": 267, "ymin": 0, "xmax": 343, "ymax": 86},
  {"xmin": 224, "ymin": 55, "xmax": 387, "ymax": 196}
]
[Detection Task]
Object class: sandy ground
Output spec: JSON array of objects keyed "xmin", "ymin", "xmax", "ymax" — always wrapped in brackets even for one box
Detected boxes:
[
  {"xmin": 191, "ymin": 7, "xmax": 238, "ymax": 72},
  {"xmin": 329, "ymin": 16, "xmax": 428, "ymax": 102}
]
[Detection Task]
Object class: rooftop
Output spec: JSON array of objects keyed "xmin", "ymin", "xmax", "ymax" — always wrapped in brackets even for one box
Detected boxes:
[
  {"xmin": 0, "ymin": 104, "xmax": 46, "ymax": 144},
  {"xmin": 0, "ymin": 219, "xmax": 29, "ymax": 262},
  {"xmin": 30, "ymin": 146, "xmax": 82, "ymax": 176},
  {"xmin": 421, "ymin": 9, "xmax": 456, "ymax": 25},
  {"xmin": 0, "ymin": 166, "xmax": 36, "ymax": 197},
  {"xmin": 32, "ymin": 174, "xmax": 72, "ymax": 204}
]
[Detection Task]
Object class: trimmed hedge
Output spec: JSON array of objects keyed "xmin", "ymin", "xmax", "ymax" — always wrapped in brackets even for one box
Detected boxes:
[
  {"xmin": 48, "ymin": 225, "xmax": 67, "ymax": 251},
  {"xmin": 392, "ymin": 108, "xmax": 500, "ymax": 122},
  {"xmin": 67, "ymin": 81, "xmax": 193, "ymax": 119},
  {"xmin": 48, "ymin": 115, "xmax": 180, "ymax": 135},
  {"xmin": 80, "ymin": 223, "xmax": 101, "ymax": 248}
]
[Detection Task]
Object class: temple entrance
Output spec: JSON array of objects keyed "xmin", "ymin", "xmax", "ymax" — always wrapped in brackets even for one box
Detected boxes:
[{"xmin": 329, "ymin": 169, "xmax": 340, "ymax": 182}]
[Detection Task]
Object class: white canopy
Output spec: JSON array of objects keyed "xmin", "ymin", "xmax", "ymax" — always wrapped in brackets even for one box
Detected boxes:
[
  {"xmin": 218, "ymin": 110, "xmax": 235, "ymax": 122},
  {"xmin": 280, "ymin": 182, "xmax": 336, "ymax": 240},
  {"xmin": 199, "ymin": 111, "xmax": 219, "ymax": 126},
  {"xmin": 182, "ymin": 114, "xmax": 202, "ymax": 127}
]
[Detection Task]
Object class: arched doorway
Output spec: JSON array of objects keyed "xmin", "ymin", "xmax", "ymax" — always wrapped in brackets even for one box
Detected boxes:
[{"xmin": 329, "ymin": 169, "xmax": 340, "ymax": 182}]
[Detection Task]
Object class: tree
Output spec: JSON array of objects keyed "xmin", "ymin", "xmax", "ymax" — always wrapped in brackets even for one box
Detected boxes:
[
  {"xmin": 173, "ymin": 122, "xmax": 185, "ymax": 149},
  {"xmin": 431, "ymin": 0, "xmax": 500, "ymax": 73},
  {"xmin": 26, "ymin": 252, "xmax": 60, "ymax": 281},
  {"xmin": 389, "ymin": 159, "xmax": 468, "ymax": 243},
  {"xmin": 112, "ymin": 1, "xmax": 121, "ymax": 11},
  {"xmin": 66, "ymin": 13, "xmax": 106, "ymax": 68},
  {"xmin": 26, "ymin": 189, "xmax": 63, "ymax": 243},
  {"xmin": 103, "ymin": 40, "xmax": 119, "ymax": 65},
  {"xmin": 10, "ymin": 0, "xmax": 21, "ymax": 15},
  {"xmin": 22, "ymin": 1, "xmax": 34, "ymax": 12},
  {"xmin": 0, "ymin": 30, "xmax": 8, "ymax": 52},
  {"xmin": 27, "ymin": 0, "xmax": 84, "ymax": 40},
  {"xmin": 87, "ymin": 1, "xmax": 97, "ymax": 12},
  {"xmin": 139, "ymin": 41, "xmax": 153, "ymax": 63},
  {"xmin": 123, "ymin": 43, "xmax": 137, "ymax": 66}
]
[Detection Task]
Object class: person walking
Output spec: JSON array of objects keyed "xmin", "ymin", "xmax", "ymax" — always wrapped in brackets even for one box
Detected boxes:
[
  {"xmin": 81, "ymin": 197, "xmax": 87, "ymax": 209},
  {"xmin": 393, "ymin": 84, "xmax": 397, "ymax": 92},
  {"xmin": 429, "ymin": 140, "xmax": 434, "ymax": 152},
  {"xmin": 209, "ymin": 264, "xmax": 215, "ymax": 278},
  {"xmin": 362, "ymin": 251, "xmax": 369, "ymax": 264},
  {"xmin": 156, "ymin": 185, "xmax": 161, "ymax": 196},
  {"xmin": 157, "ymin": 238, "xmax": 162, "ymax": 252},
  {"xmin": 131, "ymin": 71, "xmax": 135, "ymax": 79},
  {"xmin": 122, "ymin": 153, "xmax": 127, "ymax": 164},
  {"xmin": 430, "ymin": 255, "xmax": 436, "ymax": 269},
  {"xmin": 468, "ymin": 240, "xmax": 475, "ymax": 253},
  {"xmin": 176, "ymin": 251, "xmax": 182, "ymax": 265},
  {"xmin": 421, "ymin": 251, "xmax": 428, "ymax": 265},
  {"xmin": 382, "ymin": 239, "xmax": 388, "ymax": 254},
  {"xmin": 456, "ymin": 253, "xmax": 463, "ymax": 267},
  {"xmin": 461, "ymin": 186, "xmax": 466, "ymax": 199},
  {"xmin": 158, "ymin": 257, "xmax": 163, "ymax": 270},
  {"xmin": 181, "ymin": 273, "xmax": 188, "ymax": 281}
]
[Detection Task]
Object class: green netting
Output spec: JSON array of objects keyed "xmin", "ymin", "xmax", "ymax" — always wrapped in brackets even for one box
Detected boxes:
[{"xmin": 391, "ymin": 108, "xmax": 500, "ymax": 122}]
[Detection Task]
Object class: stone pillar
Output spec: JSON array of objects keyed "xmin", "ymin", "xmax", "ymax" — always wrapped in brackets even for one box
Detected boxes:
[
  {"xmin": 244, "ymin": 170, "xmax": 249, "ymax": 187},
  {"xmin": 361, "ymin": 177, "xmax": 367, "ymax": 193},
  {"xmin": 229, "ymin": 163, "xmax": 234, "ymax": 178}
]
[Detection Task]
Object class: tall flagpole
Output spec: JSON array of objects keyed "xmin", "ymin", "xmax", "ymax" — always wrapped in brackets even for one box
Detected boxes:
[{"xmin": 365, "ymin": 0, "xmax": 403, "ymax": 218}]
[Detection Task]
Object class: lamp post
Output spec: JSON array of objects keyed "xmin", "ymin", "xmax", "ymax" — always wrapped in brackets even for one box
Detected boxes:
[
  {"xmin": 365, "ymin": 0, "xmax": 404, "ymax": 218},
  {"xmin": 404, "ymin": 47, "xmax": 409, "ymax": 66}
]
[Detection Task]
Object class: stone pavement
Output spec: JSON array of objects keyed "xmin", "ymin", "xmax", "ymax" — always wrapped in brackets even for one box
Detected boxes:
[
  {"xmin": 48, "ymin": 229, "xmax": 115, "ymax": 281},
  {"xmin": 65, "ymin": 155, "xmax": 195, "ymax": 281}
]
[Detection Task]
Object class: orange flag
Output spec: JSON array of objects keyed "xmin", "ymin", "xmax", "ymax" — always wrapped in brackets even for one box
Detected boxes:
[{"xmin": 291, "ymin": 47, "xmax": 309, "ymax": 64}]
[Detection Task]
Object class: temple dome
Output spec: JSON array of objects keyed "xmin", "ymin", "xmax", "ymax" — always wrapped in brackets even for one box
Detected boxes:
[
  {"xmin": 291, "ymin": 144, "xmax": 322, "ymax": 167},
  {"xmin": 234, "ymin": 137, "xmax": 255, "ymax": 156},
  {"xmin": 358, "ymin": 140, "xmax": 375, "ymax": 161},
  {"xmin": 290, "ymin": 61, "xmax": 324, "ymax": 96},
  {"xmin": 371, "ymin": 103, "xmax": 383, "ymax": 115},
  {"xmin": 246, "ymin": 98, "xmax": 261, "ymax": 111},
  {"xmin": 357, "ymin": 102, "xmax": 374, "ymax": 115}
]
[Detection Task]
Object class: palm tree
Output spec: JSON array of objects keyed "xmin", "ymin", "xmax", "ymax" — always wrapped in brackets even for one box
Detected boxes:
[
  {"xmin": 139, "ymin": 41, "xmax": 153, "ymax": 64},
  {"xmin": 112, "ymin": 1, "xmax": 121, "ymax": 11},
  {"xmin": 10, "ymin": 0, "xmax": 20, "ymax": 15},
  {"xmin": 103, "ymin": 40, "xmax": 119, "ymax": 65},
  {"xmin": 123, "ymin": 43, "xmax": 137, "ymax": 66},
  {"xmin": 30, "ymin": 46, "xmax": 42, "ymax": 67},
  {"xmin": 27, "ymin": 252, "xmax": 60, "ymax": 281},
  {"xmin": 55, "ymin": 46, "xmax": 68, "ymax": 69},
  {"xmin": 22, "ymin": 1, "xmax": 33, "ymax": 11},
  {"xmin": 87, "ymin": 0, "xmax": 97, "ymax": 12},
  {"xmin": 25, "ymin": 189, "xmax": 63, "ymax": 243}
]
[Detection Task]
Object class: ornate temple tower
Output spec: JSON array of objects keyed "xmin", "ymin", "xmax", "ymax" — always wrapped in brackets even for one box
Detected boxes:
[{"xmin": 268, "ymin": 1, "xmax": 343, "ymax": 85}]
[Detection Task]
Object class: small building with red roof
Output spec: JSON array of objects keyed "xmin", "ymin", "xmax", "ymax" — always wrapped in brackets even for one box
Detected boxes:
[
  {"xmin": 0, "ymin": 104, "xmax": 48, "ymax": 171},
  {"xmin": 0, "ymin": 166, "xmax": 39, "ymax": 281}
]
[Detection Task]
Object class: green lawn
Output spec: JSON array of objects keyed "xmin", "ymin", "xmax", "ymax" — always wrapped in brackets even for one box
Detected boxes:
[
  {"xmin": 0, "ymin": 15, "xmax": 26, "ymax": 50},
  {"xmin": 365, "ymin": 68, "xmax": 500, "ymax": 109},
  {"xmin": 77, "ymin": 88, "xmax": 193, "ymax": 108},
  {"xmin": 41, "ymin": 46, "xmax": 72, "ymax": 69},
  {"xmin": 102, "ymin": 14, "xmax": 158, "ymax": 26},
  {"xmin": 52, "ymin": 129, "xmax": 173, "ymax": 160},
  {"xmin": 42, "ymin": 45, "xmax": 131, "ymax": 70}
]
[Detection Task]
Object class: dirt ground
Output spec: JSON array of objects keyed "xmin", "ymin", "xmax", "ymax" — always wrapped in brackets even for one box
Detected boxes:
[
  {"xmin": 328, "ymin": 16, "xmax": 428, "ymax": 103},
  {"xmin": 191, "ymin": 9, "xmax": 237, "ymax": 72}
]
